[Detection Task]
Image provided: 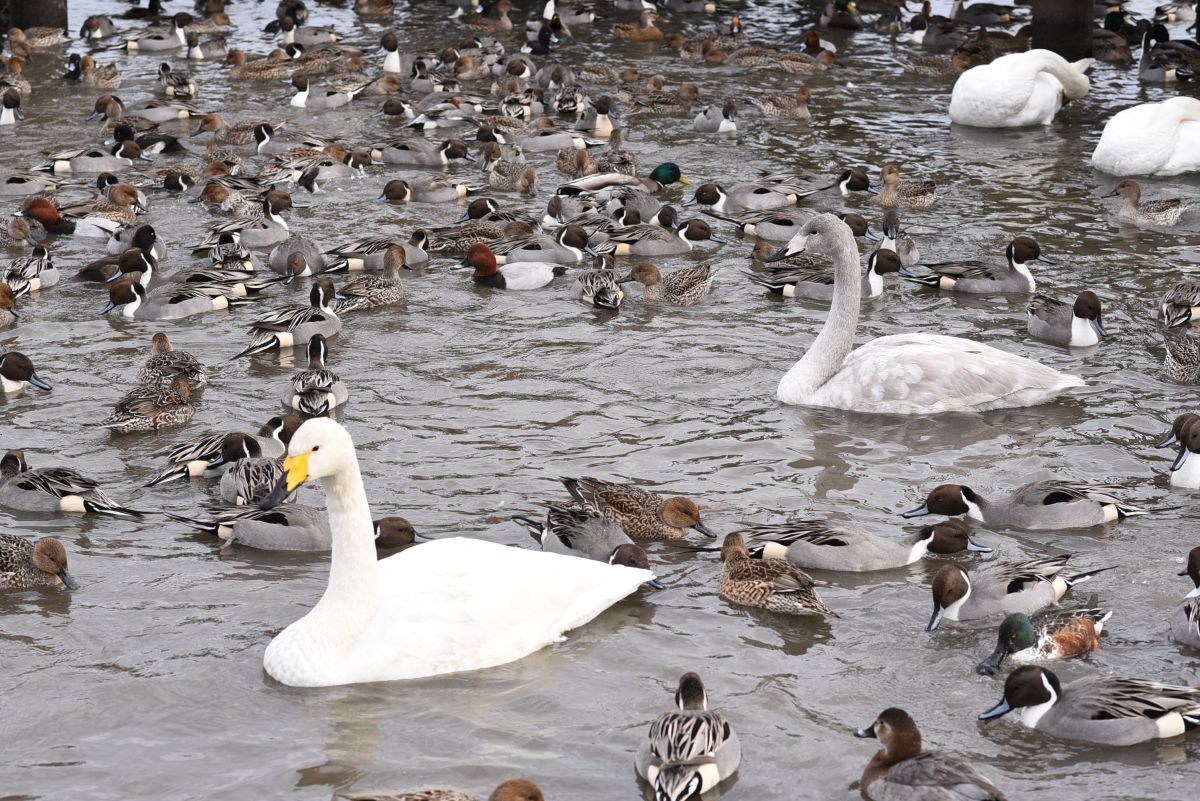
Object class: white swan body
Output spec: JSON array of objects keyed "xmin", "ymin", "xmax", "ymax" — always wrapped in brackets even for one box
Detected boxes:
[
  {"xmin": 773, "ymin": 215, "xmax": 1084, "ymax": 414},
  {"xmin": 1092, "ymin": 97, "xmax": 1200, "ymax": 176},
  {"xmin": 949, "ymin": 50, "xmax": 1092, "ymax": 128},
  {"xmin": 262, "ymin": 419, "xmax": 651, "ymax": 687}
]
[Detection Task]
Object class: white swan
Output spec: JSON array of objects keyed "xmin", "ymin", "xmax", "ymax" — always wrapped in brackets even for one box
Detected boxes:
[
  {"xmin": 948, "ymin": 49, "xmax": 1093, "ymax": 128},
  {"xmin": 771, "ymin": 214, "xmax": 1084, "ymax": 414},
  {"xmin": 262, "ymin": 418, "xmax": 652, "ymax": 687},
  {"xmin": 1092, "ymin": 97, "xmax": 1200, "ymax": 176}
]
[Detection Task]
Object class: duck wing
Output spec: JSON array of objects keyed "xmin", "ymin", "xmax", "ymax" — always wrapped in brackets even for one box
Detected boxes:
[
  {"xmin": 882, "ymin": 751, "xmax": 1007, "ymax": 801},
  {"xmin": 1027, "ymin": 293, "xmax": 1069, "ymax": 325}
]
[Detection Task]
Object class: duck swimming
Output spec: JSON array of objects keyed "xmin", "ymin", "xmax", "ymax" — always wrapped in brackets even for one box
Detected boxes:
[
  {"xmin": 949, "ymin": 49, "xmax": 1092, "ymax": 128},
  {"xmin": 260, "ymin": 418, "xmax": 652, "ymax": 686},
  {"xmin": 769, "ymin": 215, "xmax": 1082, "ymax": 413},
  {"xmin": 0, "ymin": 534, "xmax": 79, "ymax": 592}
]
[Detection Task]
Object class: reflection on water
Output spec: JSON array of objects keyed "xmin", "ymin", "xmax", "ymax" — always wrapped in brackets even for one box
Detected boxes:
[{"xmin": 2, "ymin": 1, "xmax": 1200, "ymax": 799}]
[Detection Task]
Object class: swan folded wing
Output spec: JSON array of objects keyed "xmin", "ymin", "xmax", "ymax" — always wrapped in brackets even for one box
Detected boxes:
[
  {"xmin": 880, "ymin": 751, "xmax": 1004, "ymax": 800},
  {"xmin": 816, "ymin": 334, "xmax": 1082, "ymax": 414},
  {"xmin": 348, "ymin": 538, "xmax": 650, "ymax": 682}
]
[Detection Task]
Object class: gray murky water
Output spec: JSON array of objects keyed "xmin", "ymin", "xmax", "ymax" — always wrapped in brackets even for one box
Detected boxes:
[{"xmin": 3, "ymin": 0, "xmax": 1200, "ymax": 798}]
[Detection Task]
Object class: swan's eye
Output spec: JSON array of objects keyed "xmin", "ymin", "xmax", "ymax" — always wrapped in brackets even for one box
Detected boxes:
[{"xmin": 311, "ymin": 446, "xmax": 320, "ymax": 452}]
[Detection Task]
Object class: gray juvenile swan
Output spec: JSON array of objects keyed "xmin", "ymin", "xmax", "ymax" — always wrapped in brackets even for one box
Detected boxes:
[{"xmin": 769, "ymin": 214, "xmax": 1084, "ymax": 413}]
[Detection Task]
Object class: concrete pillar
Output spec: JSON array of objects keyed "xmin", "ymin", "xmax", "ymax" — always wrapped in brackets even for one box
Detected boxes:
[
  {"xmin": 7, "ymin": 0, "xmax": 69, "ymax": 31},
  {"xmin": 1031, "ymin": 0, "xmax": 1092, "ymax": 61}
]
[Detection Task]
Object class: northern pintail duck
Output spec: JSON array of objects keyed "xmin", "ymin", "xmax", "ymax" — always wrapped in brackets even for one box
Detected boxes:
[
  {"xmin": 979, "ymin": 665, "xmax": 1200, "ymax": 746},
  {"xmin": 558, "ymin": 162, "xmax": 689, "ymax": 196},
  {"xmin": 613, "ymin": 9, "xmax": 666, "ymax": 42},
  {"xmin": 103, "ymin": 278, "xmax": 251, "ymax": 320},
  {"xmin": 753, "ymin": 246, "xmax": 901, "ymax": 301},
  {"xmin": 0, "ymin": 283, "xmax": 16, "ymax": 327},
  {"xmin": 0, "ymin": 533, "xmax": 79, "ymax": 592},
  {"xmin": 490, "ymin": 224, "xmax": 592, "ymax": 265},
  {"xmin": 100, "ymin": 375, "xmax": 194, "ymax": 434},
  {"xmin": 146, "ymin": 427, "xmax": 285, "ymax": 488},
  {"xmin": 193, "ymin": 192, "xmax": 296, "ymax": 251},
  {"xmin": 2, "ymin": 246, "xmax": 58, "ymax": 296},
  {"xmin": 822, "ymin": 0, "xmax": 862, "ymax": 28},
  {"xmin": 597, "ymin": 220, "xmax": 724, "ymax": 256},
  {"xmin": 168, "ymin": 504, "xmax": 332, "ymax": 552},
  {"xmin": 750, "ymin": 87, "xmax": 812, "ymax": 120},
  {"xmin": 64, "ymin": 54, "xmax": 122, "ymax": 89},
  {"xmin": 903, "ymin": 480, "xmax": 1146, "ymax": 529},
  {"xmin": 560, "ymin": 476, "xmax": 717, "ymax": 541},
  {"xmin": 138, "ymin": 333, "xmax": 207, "ymax": 390},
  {"xmin": 0, "ymin": 171, "xmax": 55, "ymax": 197},
  {"xmin": 635, "ymin": 673, "xmax": 740, "ymax": 801},
  {"xmin": 1171, "ymin": 546, "xmax": 1200, "ymax": 649},
  {"xmin": 335, "ymin": 247, "xmax": 406, "ymax": 313},
  {"xmin": 370, "ymin": 137, "xmax": 474, "ymax": 168},
  {"xmin": 686, "ymin": 180, "xmax": 815, "ymax": 213},
  {"xmin": 0, "ymin": 218, "xmax": 32, "ymax": 249},
  {"xmin": 286, "ymin": 335, "xmax": 347, "ymax": 416},
  {"xmin": 289, "ymin": 74, "xmax": 361, "ymax": 109},
  {"xmin": 773, "ymin": 216, "xmax": 1082, "ymax": 412},
  {"xmin": 719, "ymin": 532, "xmax": 834, "ymax": 616},
  {"xmin": 107, "ymin": 12, "xmax": 190, "ymax": 52},
  {"xmin": 593, "ymin": 128, "xmax": 640, "ymax": 176},
  {"xmin": 901, "ymin": 235, "xmax": 1053, "ymax": 293},
  {"xmin": 468, "ymin": 243, "xmax": 565, "ymax": 290},
  {"xmin": 1160, "ymin": 277, "xmax": 1200, "ymax": 326},
  {"xmin": 35, "ymin": 144, "xmax": 140, "ymax": 175},
  {"xmin": 186, "ymin": 32, "xmax": 228, "ymax": 61},
  {"xmin": 0, "ymin": 450, "xmax": 139, "ymax": 517},
  {"xmin": 279, "ymin": 17, "xmax": 338, "ymax": 47},
  {"xmin": 618, "ymin": 263, "xmax": 714, "ymax": 306},
  {"xmin": 976, "ymin": 608, "xmax": 1112, "ymax": 676},
  {"xmin": 79, "ymin": 14, "xmax": 117, "ymax": 41},
  {"xmin": 1165, "ymin": 415, "xmax": 1200, "ymax": 488},
  {"xmin": 693, "ymin": 100, "xmax": 737, "ymax": 133},
  {"xmin": 337, "ymin": 779, "xmax": 543, "ymax": 801},
  {"xmin": 1027, "ymin": 291, "xmax": 1107, "ymax": 347},
  {"xmin": 0, "ymin": 351, "xmax": 51, "ymax": 394},
  {"xmin": 219, "ymin": 439, "xmax": 285, "ymax": 507},
  {"xmin": 739, "ymin": 518, "xmax": 989, "ymax": 572},
  {"xmin": 233, "ymin": 278, "xmax": 341, "ymax": 358},
  {"xmin": 926, "ymin": 556, "xmax": 1111, "ymax": 630},
  {"xmin": 878, "ymin": 209, "xmax": 920, "ymax": 266},
  {"xmin": 380, "ymin": 177, "xmax": 475, "ymax": 205},
  {"xmin": 8, "ymin": 26, "xmax": 70, "ymax": 49},
  {"xmin": 0, "ymin": 87, "xmax": 22, "ymax": 125},
  {"xmin": 194, "ymin": 115, "xmax": 283, "ymax": 146},
  {"xmin": 873, "ymin": 163, "xmax": 940, "ymax": 210},
  {"xmin": 854, "ymin": 708, "xmax": 1006, "ymax": 801},
  {"xmin": 89, "ymin": 94, "xmax": 199, "ymax": 125},
  {"xmin": 575, "ymin": 268, "xmax": 624, "ymax": 309},
  {"xmin": 516, "ymin": 505, "xmax": 659, "ymax": 580},
  {"xmin": 156, "ymin": 62, "xmax": 196, "ymax": 99},
  {"xmin": 1104, "ymin": 179, "xmax": 1199, "ymax": 226}
]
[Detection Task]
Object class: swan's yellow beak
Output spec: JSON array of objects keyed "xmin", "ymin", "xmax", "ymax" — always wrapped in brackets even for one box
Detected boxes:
[{"xmin": 284, "ymin": 451, "xmax": 311, "ymax": 492}]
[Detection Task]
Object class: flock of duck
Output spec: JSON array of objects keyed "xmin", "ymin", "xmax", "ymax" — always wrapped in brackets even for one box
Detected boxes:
[{"xmin": 2, "ymin": 0, "xmax": 1200, "ymax": 800}]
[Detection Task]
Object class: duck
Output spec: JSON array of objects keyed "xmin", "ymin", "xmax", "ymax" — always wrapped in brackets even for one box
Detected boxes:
[
  {"xmin": 102, "ymin": 278, "xmax": 250, "ymax": 320},
  {"xmin": 1167, "ymin": 416, "xmax": 1200, "ymax": 488},
  {"xmin": 516, "ymin": 505, "xmax": 659, "ymax": 579},
  {"xmin": 0, "ymin": 283, "xmax": 16, "ymax": 327},
  {"xmin": 560, "ymin": 476, "xmax": 717, "ymax": 541},
  {"xmin": 146, "ymin": 425, "xmax": 288, "ymax": 488},
  {"xmin": 14, "ymin": 199, "xmax": 71, "ymax": 235},
  {"xmin": 749, "ymin": 87, "xmax": 811, "ymax": 120},
  {"xmin": 2, "ymin": 246, "xmax": 58, "ymax": 295},
  {"xmin": 336, "ymin": 779, "xmax": 543, "ymax": 801},
  {"xmin": 369, "ymin": 137, "xmax": 474, "ymax": 166},
  {"xmin": 107, "ymin": 11, "xmax": 190, "ymax": 51},
  {"xmin": 186, "ymin": 32, "xmax": 228, "ymax": 61},
  {"xmin": 693, "ymin": 100, "xmax": 737, "ymax": 133},
  {"xmin": 575, "ymin": 268, "xmax": 624, "ymax": 309},
  {"xmin": 596, "ymin": 220, "xmax": 724, "ymax": 256},
  {"xmin": 268, "ymin": 235, "xmax": 326, "ymax": 276},
  {"xmin": 1160, "ymin": 277, "xmax": 1200, "ymax": 326},
  {"xmin": 1156, "ymin": 2, "xmax": 1198, "ymax": 23},
  {"xmin": 168, "ymin": 504, "xmax": 332, "ymax": 552},
  {"xmin": 89, "ymin": 94, "xmax": 199, "ymax": 125},
  {"xmin": 926, "ymin": 557, "xmax": 1110, "ymax": 630},
  {"xmin": 822, "ymin": 0, "xmax": 862, "ymax": 29},
  {"xmin": 290, "ymin": 74, "xmax": 361, "ymax": 109},
  {"xmin": 900, "ymin": 235, "xmax": 1053, "ymax": 294},
  {"xmin": 903, "ymin": 480, "xmax": 1145, "ymax": 530},
  {"xmin": 233, "ymin": 279, "xmax": 341, "ymax": 358},
  {"xmin": 335, "ymin": 246, "xmax": 406, "ymax": 313},
  {"xmin": 279, "ymin": 17, "xmax": 339, "ymax": 47},
  {"xmin": 100, "ymin": 375, "xmax": 194, "ymax": 434},
  {"xmin": 0, "ymin": 171, "xmax": 56, "ymax": 197},
  {"xmin": 1027, "ymin": 291, "xmax": 1106, "ymax": 347},
  {"xmin": 635, "ymin": 673, "xmax": 740, "ymax": 801},
  {"xmin": 686, "ymin": 180, "xmax": 815, "ymax": 213},
  {"xmin": 592, "ymin": 128, "xmax": 640, "ymax": 176},
  {"xmin": 1163, "ymin": 330, "xmax": 1200, "ymax": 383},
  {"xmin": 468, "ymin": 243, "xmax": 565, "ymax": 290},
  {"xmin": 1139, "ymin": 27, "xmax": 1195, "ymax": 84},
  {"xmin": 872, "ymin": 163, "xmax": 940, "ymax": 211},
  {"xmin": 949, "ymin": 49, "xmax": 1092, "ymax": 128},
  {"xmin": 769, "ymin": 216, "xmax": 1082, "ymax": 412},
  {"xmin": 489, "ymin": 224, "xmax": 592, "ymax": 265},
  {"xmin": 260, "ymin": 418, "xmax": 652, "ymax": 685},
  {"xmin": 719, "ymin": 532, "xmax": 833, "ymax": 616},
  {"xmin": 0, "ymin": 351, "xmax": 51, "ymax": 395},
  {"xmin": 0, "ymin": 450, "xmax": 139, "ymax": 518},
  {"xmin": 739, "ymin": 518, "xmax": 990, "ymax": 572},
  {"xmin": 0, "ymin": 533, "xmax": 79, "ymax": 592},
  {"xmin": 64, "ymin": 54, "xmax": 122, "ymax": 89},
  {"xmin": 979, "ymin": 665, "xmax": 1200, "ymax": 745},
  {"xmin": 0, "ymin": 59, "xmax": 30, "ymax": 97},
  {"xmin": 156, "ymin": 62, "xmax": 197, "ymax": 99},
  {"xmin": 286, "ymin": 335, "xmax": 347, "ymax": 416},
  {"xmin": 194, "ymin": 115, "xmax": 281, "ymax": 146},
  {"xmin": 219, "ymin": 440, "xmax": 286, "ymax": 507},
  {"xmin": 35, "ymin": 144, "xmax": 139, "ymax": 175},
  {"xmin": 1092, "ymin": 97, "xmax": 1200, "ymax": 176},
  {"xmin": 1103, "ymin": 179, "xmax": 1199, "ymax": 225},
  {"xmin": 614, "ymin": 10, "xmax": 665, "ymax": 42},
  {"xmin": 79, "ymin": 14, "xmax": 117, "ymax": 41},
  {"xmin": 751, "ymin": 246, "xmax": 901, "ymax": 302},
  {"xmin": 618, "ymin": 263, "xmax": 713, "ymax": 306},
  {"xmin": 8, "ymin": 26, "xmax": 70, "ymax": 49},
  {"xmin": 1171, "ymin": 546, "xmax": 1200, "ymax": 649},
  {"xmin": 192, "ymin": 192, "xmax": 296, "ymax": 251},
  {"xmin": 975, "ymin": 609, "xmax": 1112, "ymax": 676},
  {"xmin": 558, "ymin": 162, "xmax": 689, "ymax": 196},
  {"xmin": 854, "ymin": 708, "xmax": 1006, "ymax": 801}
]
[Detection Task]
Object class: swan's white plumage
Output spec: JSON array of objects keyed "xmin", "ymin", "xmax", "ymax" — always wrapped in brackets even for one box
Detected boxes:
[
  {"xmin": 1092, "ymin": 97, "xmax": 1200, "ymax": 176},
  {"xmin": 949, "ymin": 50, "xmax": 1092, "ymax": 128},
  {"xmin": 262, "ymin": 419, "xmax": 650, "ymax": 687},
  {"xmin": 786, "ymin": 332, "xmax": 1084, "ymax": 414}
]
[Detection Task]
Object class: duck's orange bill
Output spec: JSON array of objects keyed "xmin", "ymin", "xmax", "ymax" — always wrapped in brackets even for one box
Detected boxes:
[{"xmin": 284, "ymin": 451, "xmax": 311, "ymax": 492}]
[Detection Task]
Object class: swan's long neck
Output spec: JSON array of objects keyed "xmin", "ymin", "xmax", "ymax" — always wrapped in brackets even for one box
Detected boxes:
[
  {"xmin": 1027, "ymin": 49, "xmax": 1090, "ymax": 100},
  {"xmin": 312, "ymin": 458, "xmax": 380, "ymax": 625},
  {"xmin": 779, "ymin": 230, "xmax": 860, "ymax": 403}
]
